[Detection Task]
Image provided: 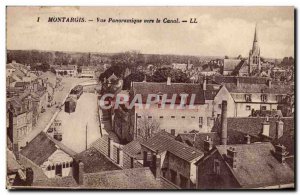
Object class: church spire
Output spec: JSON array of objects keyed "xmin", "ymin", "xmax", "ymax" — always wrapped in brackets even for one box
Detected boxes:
[{"xmin": 253, "ymin": 23, "xmax": 258, "ymax": 42}]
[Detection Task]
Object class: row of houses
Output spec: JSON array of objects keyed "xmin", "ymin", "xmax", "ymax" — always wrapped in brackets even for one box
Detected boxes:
[
  {"xmin": 110, "ymin": 75, "xmax": 293, "ymax": 143},
  {"xmin": 6, "ymin": 61, "xmax": 50, "ymax": 154},
  {"xmin": 51, "ymin": 64, "xmax": 103, "ymax": 78}
]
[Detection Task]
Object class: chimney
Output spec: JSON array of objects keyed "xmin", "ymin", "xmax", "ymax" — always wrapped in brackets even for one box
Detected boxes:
[
  {"xmin": 167, "ymin": 77, "xmax": 171, "ymax": 86},
  {"xmin": 276, "ymin": 119, "xmax": 284, "ymax": 139},
  {"xmin": 221, "ymin": 101, "xmax": 228, "ymax": 145},
  {"xmin": 78, "ymin": 161, "xmax": 84, "ymax": 185},
  {"xmin": 227, "ymin": 147, "xmax": 237, "ymax": 169},
  {"xmin": 267, "ymin": 79, "xmax": 272, "ymax": 88},
  {"xmin": 203, "ymin": 136, "xmax": 213, "ymax": 152},
  {"xmin": 261, "ymin": 118, "xmax": 270, "ymax": 137},
  {"xmin": 274, "ymin": 144, "xmax": 288, "ymax": 164},
  {"xmin": 118, "ymin": 146, "xmax": 124, "ymax": 167},
  {"xmin": 13, "ymin": 143, "xmax": 20, "ymax": 160},
  {"xmin": 244, "ymin": 134, "xmax": 251, "ymax": 144},
  {"xmin": 154, "ymin": 152, "xmax": 161, "ymax": 180},
  {"xmin": 236, "ymin": 78, "xmax": 240, "ymax": 87},
  {"xmin": 25, "ymin": 167, "xmax": 34, "ymax": 186},
  {"xmin": 108, "ymin": 137, "xmax": 113, "ymax": 159},
  {"xmin": 203, "ymin": 77, "xmax": 207, "ymax": 91}
]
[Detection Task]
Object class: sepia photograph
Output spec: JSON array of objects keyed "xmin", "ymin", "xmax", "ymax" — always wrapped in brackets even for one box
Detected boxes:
[{"xmin": 5, "ymin": 6, "xmax": 295, "ymax": 190}]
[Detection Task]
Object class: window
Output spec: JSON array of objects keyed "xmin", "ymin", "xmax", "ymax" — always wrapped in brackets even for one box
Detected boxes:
[
  {"xmin": 171, "ymin": 129, "xmax": 176, "ymax": 135},
  {"xmin": 170, "ymin": 169, "xmax": 177, "ymax": 184},
  {"xmin": 214, "ymin": 159, "xmax": 221, "ymax": 175},
  {"xmin": 218, "ymin": 104, "xmax": 222, "ymax": 109},
  {"xmin": 181, "ymin": 116, "xmax": 185, "ymax": 119},
  {"xmin": 171, "ymin": 116, "xmax": 175, "ymax": 119},
  {"xmin": 137, "ymin": 115, "xmax": 141, "ymax": 118},
  {"xmin": 159, "ymin": 116, "xmax": 164, "ymax": 119},
  {"xmin": 148, "ymin": 116, "xmax": 152, "ymax": 119},
  {"xmin": 246, "ymin": 105, "xmax": 251, "ymax": 111},
  {"xmin": 180, "ymin": 175, "xmax": 188, "ymax": 189},
  {"xmin": 261, "ymin": 94, "xmax": 268, "ymax": 102},
  {"xmin": 245, "ymin": 94, "xmax": 252, "ymax": 102},
  {"xmin": 130, "ymin": 157, "xmax": 134, "ymax": 168},
  {"xmin": 138, "ymin": 128, "xmax": 141, "ymax": 135},
  {"xmin": 276, "ymin": 95, "xmax": 283, "ymax": 103},
  {"xmin": 199, "ymin": 117, "xmax": 203, "ymax": 128},
  {"xmin": 191, "ymin": 116, "xmax": 195, "ymax": 119},
  {"xmin": 261, "ymin": 106, "xmax": 267, "ymax": 111}
]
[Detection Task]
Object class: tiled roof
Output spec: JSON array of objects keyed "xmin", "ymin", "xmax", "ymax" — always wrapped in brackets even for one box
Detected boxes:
[
  {"xmin": 213, "ymin": 76, "xmax": 268, "ymax": 85},
  {"xmin": 123, "ymin": 140, "xmax": 142, "ymax": 159},
  {"xmin": 74, "ymin": 147, "xmax": 121, "ymax": 173},
  {"xmin": 83, "ymin": 167, "xmax": 163, "ymax": 189},
  {"xmin": 20, "ymin": 132, "xmax": 57, "ymax": 166},
  {"xmin": 141, "ymin": 132, "xmax": 204, "ymax": 162},
  {"xmin": 54, "ymin": 65, "xmax": 77, "ymax": 71},
  {"xmin": 33, "ymin": 176, "xmax": 78, "ymax": 188},
  {"xmin": 132, "ymin": 82, "xmax": 205, "ymax": 104},
  {"xmin": 226, "ymin": 117, "xmax": 294, "ymax": 139},
  {"xmin": 224, "ymin": 83, "xmax": 293, "ymax": 94},
  {"xmin": 7, "ymin": 149, "xmax": 23, "ymax": 173},
  {"xmin": 223, "ymin": 59, "xmax": 242, "ymax": 71},
  {"xmin": 204, "ymin": 84, "xmax": 222, "ymax": 100},
  {"xmin": 215, "ymin": 143, "xmax": 294, "ymax": 188},
  {"xmin": 175, "ymin": 132, "xmax": 220, "ymax": 151},
  {"xmin": 14, "ymin": 82, "xmax": 29, "ymax": 88}
]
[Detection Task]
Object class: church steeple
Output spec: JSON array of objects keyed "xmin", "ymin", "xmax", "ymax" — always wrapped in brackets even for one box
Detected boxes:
[
  {"xmin": 252, "ymin": 24, "xmax": 259, "ymax": 53},
  {"xmin": 248, "ymin": 23, "xmax": 261, "ymax": 75},
  {"xmin": 253, "ymin": 24, "xmax": 258, "ymax": 42}
]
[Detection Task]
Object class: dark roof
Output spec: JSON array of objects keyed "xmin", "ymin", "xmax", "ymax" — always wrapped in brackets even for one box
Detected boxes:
[
  {"xmin": 224, "ymin": 83, "xmax": 293, "ymax": 94},
  {"xmin": 132, "ymin": 82, "xmax": 205, "ymax": 104},
  {"xmin": 33, "ymin": 176, "xmax": 78, "ymax": 188},
  {"xmin": 141, "ymin": 132, "xmax": 204, "ymax": 162},
  {"xmin": 223, "ymin": 59, "xmax": 242, "ymax": 71},
  {"xmin": 74, "ymin": 147, "xmax": 121, "ymax": 173},
  {"xmin": 14, "ymin": 82, "xmax": 30, "ymax": 88},
  {"xmin": 204, "ymin": 84, "xmax": 222, "ymax": 100},
  {"xmin": 83, "ymin": 167, "xmax": 163, "ymax": 189},
  {"xmin": 272, "ymin": 129, "xmax": 294, "ymax": 156},
  {"xmin": 123, "ymin": 140, "xmax": 142, "ymax": 159},
  {"xmin": 215, "ymin": 143, "xmax": 294, "ymax": 188},
  {"xmin": 175, "ymin": 132, "xmax": 220, "ymax": 151},
  {"xmin": 20, "ymin": 132, "xmax": 57, "ymax": 166},
  {"xmin": 214, "ymin": 76, "xmax": 268, "ymax": 85},
  {"xmin": 226, "ymin": 117, "xmax": 294, "ymax": 140}
]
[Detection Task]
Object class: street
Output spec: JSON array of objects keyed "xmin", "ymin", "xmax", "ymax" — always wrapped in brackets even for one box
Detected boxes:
[{"xmin": 55, "ymin": 93, "xmax": 101, "ymax": 153}]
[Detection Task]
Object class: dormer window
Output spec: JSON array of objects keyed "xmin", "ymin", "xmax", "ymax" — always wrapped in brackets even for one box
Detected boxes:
[
  {"xmin": 245, "ymin": 94, "xmax": 252, "ymax": 102},
  {"xmin": 261, "ymin": 94, "xmax": 268, "ymax": 102}
]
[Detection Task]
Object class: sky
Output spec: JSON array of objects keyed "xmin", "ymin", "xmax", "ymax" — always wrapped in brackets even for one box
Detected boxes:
[{"xmin": 7, "ymin": 6, "xmax": 294, "ymax": 58}]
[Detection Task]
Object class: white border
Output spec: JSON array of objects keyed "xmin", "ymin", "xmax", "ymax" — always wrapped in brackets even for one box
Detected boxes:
[{"xmin": 0, "ymin": 1, "xmax": 298, "ymax": 195}]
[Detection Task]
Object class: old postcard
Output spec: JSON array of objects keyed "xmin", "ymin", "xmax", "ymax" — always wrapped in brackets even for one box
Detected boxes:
[{"xmin": 6, "ymin": 6, "xmax": 295, "ymax": 190}]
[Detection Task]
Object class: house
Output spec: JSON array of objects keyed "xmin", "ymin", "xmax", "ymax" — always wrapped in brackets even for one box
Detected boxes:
[
  {"xmin": 7, "ymin": 94, "xmax": 33, "ymax": 152},
  {"xmin": 141, "ymin": 132, "xmax": 204, "ymax": 189},
  {"xmin": 130, "ymin": 78, "xmax": 209, "ymax": 141},
  {"xmin": 122, "ymin": 140, "xmax": 143, "ymax": 169},
  {"xmin": 80, "ymin": 66, "xmax": 96, "ymax": 78},
  {"xmin": 209, "ymin": 76, "xmax": 293, "ymax": 117},
  {"xmin": 53, "ymin": 65, "xmax": 78, "ymax": 77},
  {"xmin": 195, "ymin": 142, "xmax": 294, "ymax": 189},
  {"xmin": 7, "ymin": 149, "xmax": 33, "ymax": 187},
  {"xmin": 172, "ymin": 62, "xmax": 193, "ymax": 72},
  {"xmin": 221, "ymin": 59, "xmax": 242, "ymax": 76},
  {"xmin": 20, "ymin": 132, "xmax": 75, "ymax": 179}
]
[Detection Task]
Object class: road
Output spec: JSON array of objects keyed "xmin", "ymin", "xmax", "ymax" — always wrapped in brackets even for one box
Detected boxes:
[{"xmin": 55, "ymin": 93, "xmax": 101, "ymax": 153}]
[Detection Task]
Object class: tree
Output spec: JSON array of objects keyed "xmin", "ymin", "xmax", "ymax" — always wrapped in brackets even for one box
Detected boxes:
[
  {"xmin": 123, "ymin": 71, "xmax": 145, "ymax": 90},
  {"xmin": 137, "ymin": 114, "xmax": 161, "ymax": 140},
  {"xmin": 224, "ymin": 55, "xmax": 229, "ymax": 59},
  {"xmin": 150, "ymin": 67, "xmax": 190, "ymax": 83},
  {"xmin": 111, "ymin": 51, "xmax": 145, "ymax": 72}
]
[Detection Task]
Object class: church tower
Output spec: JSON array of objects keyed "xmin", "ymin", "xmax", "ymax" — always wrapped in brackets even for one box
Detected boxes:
[{"xmin": 248, "ymin": 24, "xmax": 261, "ymax": 74}]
